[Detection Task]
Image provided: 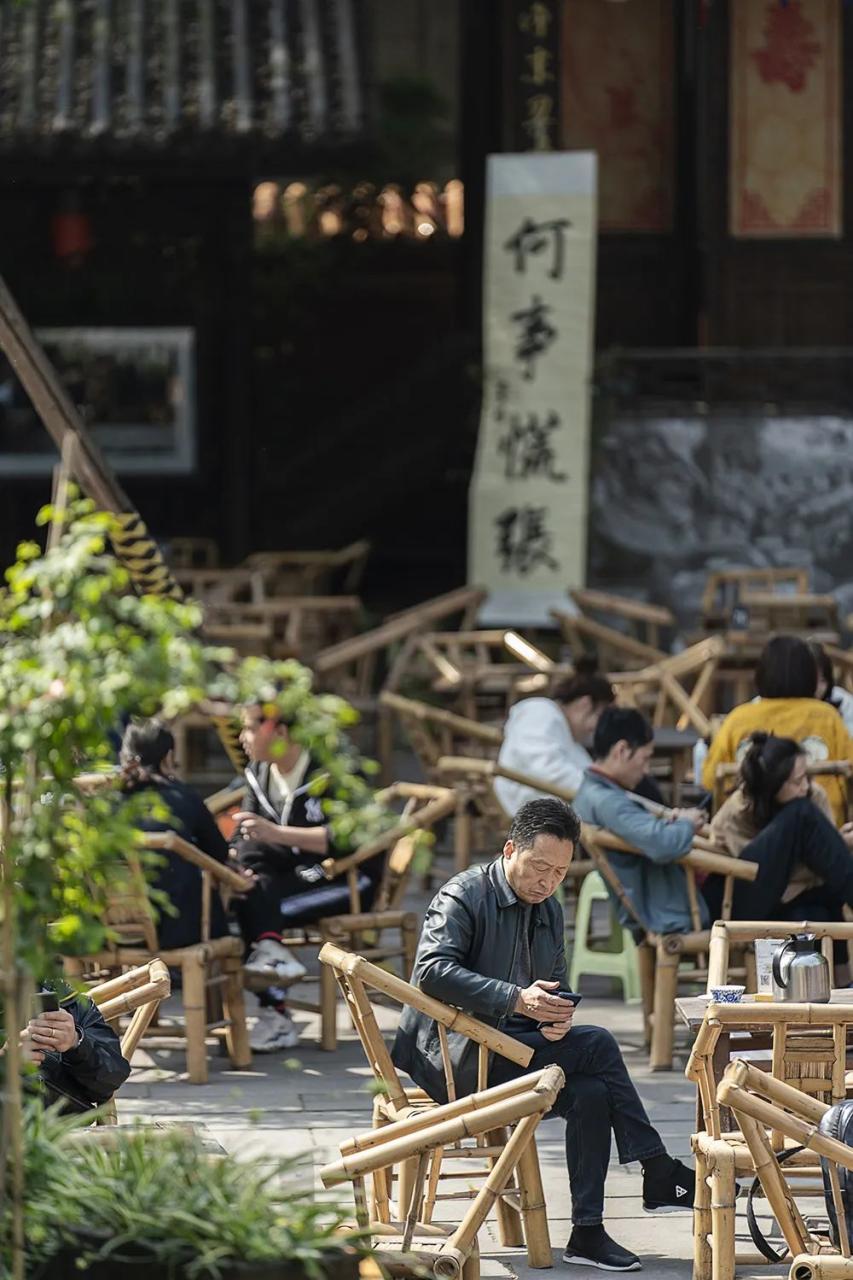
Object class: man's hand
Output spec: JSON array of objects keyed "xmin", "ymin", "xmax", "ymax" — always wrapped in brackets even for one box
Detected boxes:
[
  {"xmin": 540, "ymin": 1016, "xmax": 574, "ymax": 1042},
  {"xmin": 226, "ymin": 858, "xmax": 258, "ymax": 894},
  {"xmin": 514, "ymin": 979, "xmax": 574, "ymax": 1023},
  {"xmin": 233, "ymin": 813, "xmax": 285, "ymax": 845},
  {"xmin": 21, "ymin": 1009, "xmax": 78, "ymax": 1060},
  {"xmin": 671, "ymin": 807, "xmax": 706, "ymax": 832}
]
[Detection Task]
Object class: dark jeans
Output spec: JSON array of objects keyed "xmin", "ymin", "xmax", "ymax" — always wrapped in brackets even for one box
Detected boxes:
[
  {"xmin": 489, "ymin": 1024, "xmax": 665, "ymax": 1226},
  {"xmin": 702, "ymin": 796, "xmax": 853, "ymax": 921}
]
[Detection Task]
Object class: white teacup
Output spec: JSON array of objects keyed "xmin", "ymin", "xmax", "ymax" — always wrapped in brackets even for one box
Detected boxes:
[{"xmin": 709, "ymin": 984, "xmax": 745, "ymax": 1004}]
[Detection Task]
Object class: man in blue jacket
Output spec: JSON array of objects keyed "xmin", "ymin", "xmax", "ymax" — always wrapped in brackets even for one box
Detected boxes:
[
  {"xmin": 393, "ymin": 798, "xmax": 694, "ymax": 1273},
  {"xmin": 574, "ymin": 707, "xmax": 707, "ymax": 936}
]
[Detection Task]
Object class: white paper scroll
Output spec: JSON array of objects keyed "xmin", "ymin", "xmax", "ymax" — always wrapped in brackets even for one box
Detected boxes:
[{"xmin": 469, "ymin": 152, "xmax": 598, "ymax": 625}]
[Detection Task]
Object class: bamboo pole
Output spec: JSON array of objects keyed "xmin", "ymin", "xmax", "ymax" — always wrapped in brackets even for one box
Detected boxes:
[
  {"xmin": 1, "ymin": 768, "xmax": 24, "ymax": 1280},
  {"xmin": 790, "ymin": 1259, "xmax": 853, "ymax": 1279}
]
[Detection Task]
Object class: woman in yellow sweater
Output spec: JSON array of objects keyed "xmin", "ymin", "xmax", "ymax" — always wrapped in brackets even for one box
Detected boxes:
[{"xmin": 703, "ymin": 635, "xmax": 853, "ymax": 824}]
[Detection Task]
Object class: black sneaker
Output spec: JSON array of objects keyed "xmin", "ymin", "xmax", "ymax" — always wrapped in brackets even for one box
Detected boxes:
[
  {"xmin": 642, "ymin": 1157, "xmax": 695, "ymax": 1213},
  {"xmin": 563, "ymin": 1226, "xmax": 642, "ymax": 1272}
]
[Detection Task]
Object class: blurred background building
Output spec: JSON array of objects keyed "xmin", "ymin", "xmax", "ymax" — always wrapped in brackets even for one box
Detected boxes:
[{"xmin": 0, "ymin": 0, "xmax": 851, "ymax": 619}]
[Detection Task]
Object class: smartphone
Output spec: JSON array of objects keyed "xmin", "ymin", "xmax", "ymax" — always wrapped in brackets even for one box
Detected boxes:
[
  {"xmin": 536, "ymin": 989, "xmax": 582, "ymax": 1029},
  {"xmin": 34, "ymin": 989, "xmax": 59, "ymax": 1015}
]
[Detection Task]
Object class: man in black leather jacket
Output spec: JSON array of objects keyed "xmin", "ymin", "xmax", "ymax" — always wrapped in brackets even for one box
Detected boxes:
[
  {"xmin": 393, "ymin": 798, "xmax": 695, "ymax": 1274},
  {"xmin": 22, "ymin": 994, "xmax": 131, "ymax": 1116}
]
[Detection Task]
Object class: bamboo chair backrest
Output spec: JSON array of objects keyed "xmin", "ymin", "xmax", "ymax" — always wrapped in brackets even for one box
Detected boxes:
[
  {"xmin": 569, "ymin": 589, "xmax": 674, "ymax": 649},
  {"xmin": 380, "ymin": 691, "xmax": 501, "ymax": 778},
  {"xmin": 372, "ymin": 836, "xmax": 417, "ymax": 913},
  {"xmin": 168, "ymin": 537, "xmax": 220, "ymax": 570},
  {"xmin": 706, "ymin": 919, "xmax": 852, "ymax": 990},
  {"xmin": 88, "ymin": 958, "xmax": 171, "ymax": 1060},
  {"xmin": 551, "ymin": 607, "xmax": 666, "ymax": 671},
  {"xmin": 701, "ymin": 567, "xmax": 810, "ymax": 625},
  {"xmin": 688, "ymin": 1001, "xmax": 853, "ymax": 1141},
  {"xmin": 319, "ymin": 943, "xmax": 533, "ymax": 1112}
]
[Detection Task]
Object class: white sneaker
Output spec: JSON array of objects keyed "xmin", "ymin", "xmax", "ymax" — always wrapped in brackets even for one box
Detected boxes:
[
  {"xmin": 249, "ymin": 1007, "xmax": 301, "ymax": 1052},
  {"xmin": 244, "ymin": 938, "xmax": 307, "ymax": 987}
]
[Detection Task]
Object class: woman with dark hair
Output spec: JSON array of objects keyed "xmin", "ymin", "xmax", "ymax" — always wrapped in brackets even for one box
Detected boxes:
[
  {"xmin": 809, "ymin": 639, "xmax": 853, "ymax": 735},
  {"xmin": 703, "ymin": 635, "xmax": 853, "ymax": 823},
  {"xmin": 495, "ymin": 660, "xmax": 616, "ymax": 814},
  {"xmin": 704, "ymin": 732, "xmax": 853, "ymax": 921},
  {"xmin": 119, "ymin": 718, "xmax": 233, "ymax": 952}
]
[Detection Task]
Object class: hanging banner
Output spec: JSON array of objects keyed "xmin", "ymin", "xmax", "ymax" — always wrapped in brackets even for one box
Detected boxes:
[
  {"xmin": 469, "ymin": 153, "xmax": 597, "ymax": 625},
  {"xmin": 730, "ymin": 0, "xmax": 841, "ymax": 237},
  {"xmin": 507, "ymin": 0, "xmax": 562, "ymax": 152}
]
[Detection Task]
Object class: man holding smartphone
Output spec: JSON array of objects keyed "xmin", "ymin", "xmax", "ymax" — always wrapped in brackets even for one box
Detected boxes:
[
  {"xmin": 19, "ymin": 987, "xmax": 130, "ymax": 1116},
  {"xmin": 392, "ymin": 798, "xmax": 693, "ymax": 1273}
]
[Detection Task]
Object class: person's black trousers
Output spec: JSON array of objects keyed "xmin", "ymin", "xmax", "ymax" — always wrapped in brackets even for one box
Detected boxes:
[
  {"xmin": 232, "ymin": 865, "xmax": 377, "ymax": 949},
  {"xmin": 702, "ymin": 796, "xmax": 853, "ymax": 921},
  {"xmin": 489, "ymin": 1024, "xmax": 665, "ymax": 1225}
]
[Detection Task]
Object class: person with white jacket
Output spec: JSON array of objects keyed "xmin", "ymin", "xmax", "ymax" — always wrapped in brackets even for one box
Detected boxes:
[{"xmin": 496, "ymin": 664, "xmax": 616, "ymax": 815}]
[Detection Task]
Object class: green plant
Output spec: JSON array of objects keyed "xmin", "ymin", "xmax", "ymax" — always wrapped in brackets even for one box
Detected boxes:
[{"xmin": 0, "ymin": 501, "xmax": 394, "ymax": 1278}]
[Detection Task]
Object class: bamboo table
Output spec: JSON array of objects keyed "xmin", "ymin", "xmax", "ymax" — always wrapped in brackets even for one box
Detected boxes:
[{"xmin": 677, "ymin": 989, "xmax": 853, "ymax": 1132}]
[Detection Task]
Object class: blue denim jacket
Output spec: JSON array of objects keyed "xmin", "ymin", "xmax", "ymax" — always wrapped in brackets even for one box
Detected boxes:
[{"xmin": 574, "ymin": 770, "xmax": 707, "ymax": 935}]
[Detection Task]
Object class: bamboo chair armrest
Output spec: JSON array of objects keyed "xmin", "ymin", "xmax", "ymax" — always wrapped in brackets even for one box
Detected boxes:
[
  {"xmin": 318, "ymin": 790, "xmax": 457, "ymax": 878},
  {"xmin": 323, "ymin": 910, "xmax": 412, "ymax": 932},
  {"xmin": 379, "ymin": 692, "xmax": 503, "ymax": 746},
  {"xmin": 436, "ymin": 755, "xmax": 578, "ymax": 805},
  {"xmin": 141, "ymin": 831, "xmax": 250, "ymax": 892},
  {"xmin": 570, "ymin": 589, "xmax": 676, "ymax": 628},
  {"xmin": 581, "ymin": 824, "xmax": 758, "ymax": 881},
  {"xmin": 320, "ymin": 941, "xmax": 533, "ymax": 1067},
  {"xmin": 204, "ymin": 782, "xmax": 247, "ymax": 814}
]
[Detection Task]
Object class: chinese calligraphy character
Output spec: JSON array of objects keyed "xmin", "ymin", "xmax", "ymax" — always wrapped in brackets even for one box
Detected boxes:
[
  {"xmin": 498, "ymin": 411, "xmax": 567, "ymax": 481},
  {"xmin": 523, "ymin": 93, "xmax": 555, "ymax": 151},
  {"xmin": 511, "ymin": 294, "xmax": 557, "ymax": 379},
  {"xmin": 518, "ymin": 2, "xmax": 552, "ymax": 38},
  {"xmin": 504, "ymin": 215, "xmax": 570, "ymax": 279},
  {"xmin": 523, "ymin": 45, "xmax": 554, "ymax": 86},
  {"xmin": 495, "ymin": 506, "xmax": 559, "ymax": 575}
]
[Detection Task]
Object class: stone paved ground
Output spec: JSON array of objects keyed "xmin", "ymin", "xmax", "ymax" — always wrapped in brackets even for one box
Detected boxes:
[{"xmin": 115, "ymin": 854, "xmax": 790, "ymax": 1280}]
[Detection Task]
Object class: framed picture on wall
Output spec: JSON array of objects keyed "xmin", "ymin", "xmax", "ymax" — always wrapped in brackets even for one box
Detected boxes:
[{"xmin": 0, "ymin": 327, "xmax": 196, "ymax": 476}]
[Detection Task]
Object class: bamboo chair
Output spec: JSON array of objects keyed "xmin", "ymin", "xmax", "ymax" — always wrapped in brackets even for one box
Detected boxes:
[
  {"xmin": 314, "ymin": 587, "xmax": 487, "ymax": 701},
  {"xmin": 569, "ymin": 589, "xmax": 675, "ymax": 651},
  {"xmin": 551, "ymin": 607, "xmax": 667, "ymax": 671},
  {"xmin": 63, "ymin": 831, "xmax": 252, "ymax": 1085},
  {"xmin": 167, "ymin": 537, "xmax": 219, "ymax": 570},
  {"xmin": 319, "ymin": 942, "xmax": 561, "ymax": 1279},
  {"xmin": 243, "ymin": 540, "xmax": 371, "ymax": 596},
  {"xmin": 701, "ymin": 567, "xmax": 810, "ymax": 632},
  {"xmin": 581, "ymin": 823, "xmax": 758, "ymax": 1070},
  {"xmin": 278, "ymin": 783, "xmax": 457, "ymax": 1051},
  {"xmin": 715, "ymin": 1057, "xmax": 853, "ymax": 1280},
  {"xmin": 204, "ymin": 595, "xmax": 363, "ymax": 662},
  {"xmin": 608, "ymin": 635, "xmax": 726, "ymax": 739},
  {"xmin": 379, "ymin": 691, "xmax": 502, "ymax": 782},
  {"xmin": 712, "ymin": 761, "xmax": 852, "ymax": 818},
  {"xmin": 688, "ymin": 1005, "xmax": 853, "ymax": 1280},
  {"xmin": 86, "ymin": 958, "xmax": 172, "ymax": 1124}
]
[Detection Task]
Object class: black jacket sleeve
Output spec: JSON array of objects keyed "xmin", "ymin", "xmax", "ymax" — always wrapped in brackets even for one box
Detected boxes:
[
  {"xmin": 42, "ymin": 999, "xmax": 131, "ymax": 1107},
  {"xmin": 415, "ymin": 887, "xmax": 520, "ymax": 1022}
]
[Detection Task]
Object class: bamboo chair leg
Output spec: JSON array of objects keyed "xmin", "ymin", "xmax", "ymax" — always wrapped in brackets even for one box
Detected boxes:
[
  {"xmin": 636, "ymin": 944, "xmax": 655, "ymax": 1051},
  {"xmin": 371, "ymin": 1165, "xmax": 392, "ymax": 1225},
  {"xmin": 423, "ymin": 1149, "xmax": 443, "ymax": 1225},
  {"xmin": 397, "ymin": 1156, "xmax": 421, "ymax": 1219},
  {"xmin": 320, "ymin": 959, "xmax": 338, "ymax": 1053},
  {"xmin": 460, "ymin": 1244, "xmax": 480, "ymax": 1280},
  {"xmin": 709, "ymin": 1144, "xmax": 736, "ymax": 1280},
  {"xmin": 488, "ymin": 1127, "xmax": 524, "ymax": 1247},
  {"xmin": 401, "ymin": 915, "xmax": 418, "ymax": 981},
  {"xmin": 649, "ymin": 946, "xmax": 679, "ymax": 1071},
  {"xmin": 516, "ymin": 1129, "xmax": 552, "ymax": 1268},
  {"xmin": 693, "ymin": 1144, "xmax": 713, "ymax": 1280},
  {"xmin": 182, "ymin": 951, "xmax": 209, "ymax": 1085},
  {"xmin": 222, "ymin": 954, "xmax": 252, "ymax": 1069},
  {"xmin": 454, "ymin": 796, "xmax": 472, "ymax": 876}
]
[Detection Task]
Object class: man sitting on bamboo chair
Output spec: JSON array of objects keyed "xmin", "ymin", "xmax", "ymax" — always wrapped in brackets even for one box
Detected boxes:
[
  {"xmin": 392, "ymin": 798, "xmax": 694, "ymax": 1274},
  {"xmin": 231, "ymin": 701, "xmax": 383, "ymax": 1053}
]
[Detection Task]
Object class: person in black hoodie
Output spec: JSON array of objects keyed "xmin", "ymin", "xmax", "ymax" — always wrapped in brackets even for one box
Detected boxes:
[
  {"xmin": 230, "ymin": 703, "xmax": 380, "ymax": 1051},
  {"xmin": 20, "ymin": 991, "xmax": 130, "ymax": 1116},
  {"xmin": 119, "ymin": 719, "xmax": 243, "ymax": 950}
]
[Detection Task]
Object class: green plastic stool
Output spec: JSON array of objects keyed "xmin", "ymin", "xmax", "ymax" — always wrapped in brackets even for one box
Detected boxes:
[{"xmin": 568, "ymin": 871, "xmax": 641, "ymax": 1003}]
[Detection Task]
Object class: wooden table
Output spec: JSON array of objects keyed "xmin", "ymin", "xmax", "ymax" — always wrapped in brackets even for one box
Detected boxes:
[
  {"xmin": 740, "ymin": 591, "xmax": 839, "ymax": 633},
  {"xmin": 652, "ymin": 726, "xmax": 699, "ymax": 804},
  {"xmin": 677, "ymin": 989, "xmax": 853, "ymax": 1130}
]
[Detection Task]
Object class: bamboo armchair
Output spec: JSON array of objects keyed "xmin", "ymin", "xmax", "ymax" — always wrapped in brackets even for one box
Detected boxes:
[
  {"xmin": 716, "ymin": 1056, "xmax": 853, "ymax": 1280},
  {"xmin": 379, "ymin": 691, "xmax": 502, "ymax": 781},
  {"xmin": 551, "ymin": 606, "xmax": 667, "ymax": 671},
  {"xmin": 711, "ymin": 761, "xmax": 852, "ymax": 817},
  {"xmin": 63, "ymin": 831, "xmax": 252, "ymax": 1085},
  {"xmin": 608, "ymin": 635, "xmax": 726, "ymax": 739},
  {"xmin": 569, "ymin": 589, "xmax": 675, "ymax": 651},
  {"xmin": 319, "ymin": 942, "xmax": 561, "ymax": 1278},
  {"xmin": 279, "ymin": 782, "xmax": 457, "ymax": 1051},
  {"xmin": 581, "ymin": 823, "xmax": 758, "ymax": 1070},
  {"xmin": 702, "ymin": 567, "xmax": 810, "ymax": 632},
  {"xmin": 314, "ymin": 587, "xmax": 487, "ymax": 701},
  {"xmin": 167, "ymin": 537, "xmax": 219, "ymax": 570},
  {"xmin": 243, "ymin": 540, "xmax": 371, "ymax": 596},
  {"xmin": 86, "ymin": 958, "xmax": 172, "ymax": 1123}
]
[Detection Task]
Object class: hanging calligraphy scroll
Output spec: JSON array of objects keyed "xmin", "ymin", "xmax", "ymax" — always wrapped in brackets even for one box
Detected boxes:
[
  {"xmin": 469, "ymin": 153, "xmax": 598, "ymax": 624},
  {"xmin": 730, "ymin": 0, "xmax": 841, "ymax": 237},
  {"xmin": 560, "ymin": 0, "xmax": 674, "ymax": 232},
  {"xmin": 507, "ymin": 0, "xmax": 562, "ymax": 152}
]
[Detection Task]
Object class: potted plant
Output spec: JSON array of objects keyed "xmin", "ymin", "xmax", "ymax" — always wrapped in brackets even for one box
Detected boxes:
[{"xmin": 0, "ymin": 502, "xmax": 389, "ymax": 1278}]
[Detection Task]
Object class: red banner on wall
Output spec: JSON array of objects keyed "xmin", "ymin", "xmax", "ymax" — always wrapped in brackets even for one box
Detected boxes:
[
  {"xmin": 560, "ymin": 0, "xmax": 674, "ymax": 233},
  {"xmin": 730, "ymin": 0, "xmax": 842, "ymax": 238}
]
